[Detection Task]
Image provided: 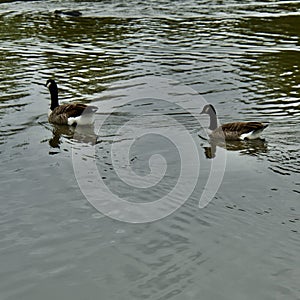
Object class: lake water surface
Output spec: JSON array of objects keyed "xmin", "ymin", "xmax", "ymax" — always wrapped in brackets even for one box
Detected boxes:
[{"xmin": 0, "ymin": 1, "xmax": 300, "ymax": 299}]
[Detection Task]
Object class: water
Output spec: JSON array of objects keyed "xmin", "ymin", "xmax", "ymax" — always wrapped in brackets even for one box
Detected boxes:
[{"xmin": 0, "ymin": 0, "xmax": 300, "ymax": 299}]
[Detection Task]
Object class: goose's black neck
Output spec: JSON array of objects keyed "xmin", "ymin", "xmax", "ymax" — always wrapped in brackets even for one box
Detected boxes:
[
  {"xmin": 208, "ymin": 110, "xmax": 218, "ymax": 130},
  {"xmin": 49, "ymin": 86, "xmax": 59, "ymax": 111}
]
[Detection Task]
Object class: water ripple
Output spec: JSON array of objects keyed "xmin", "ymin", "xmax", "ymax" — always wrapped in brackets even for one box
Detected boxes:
[{"xmin": 0, "ymin": 1, "xmax": 300, "ymax": 299}]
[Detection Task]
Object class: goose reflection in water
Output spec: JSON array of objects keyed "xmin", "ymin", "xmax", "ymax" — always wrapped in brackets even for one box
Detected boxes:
[
  {"xmin": 202, "ymin": 138, "xmax": 268, "ymax": 159},
  {"xmin": 49, "ymin": 124, "xmax": 97, "ymax": 150}
]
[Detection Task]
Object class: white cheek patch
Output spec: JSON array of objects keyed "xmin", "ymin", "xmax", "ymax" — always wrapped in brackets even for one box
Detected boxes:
[{"xmin": 46, "ymin": 82, "xmax": 51, "ymax": 88}]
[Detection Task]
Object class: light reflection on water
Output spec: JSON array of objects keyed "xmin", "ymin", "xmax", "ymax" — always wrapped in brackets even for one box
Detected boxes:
[{"xmin": 0, "ymin": 1, "xmax": 299, "ymax": 299}]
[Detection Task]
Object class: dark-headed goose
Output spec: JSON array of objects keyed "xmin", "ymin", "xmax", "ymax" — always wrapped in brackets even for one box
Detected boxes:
[
  {"xmin": 45, "ymin": 79, "xmax": 98, "ymax": 126},
  {"xmin": 200, "ymin": 104, "xmax": 268, "ymax": 140}
]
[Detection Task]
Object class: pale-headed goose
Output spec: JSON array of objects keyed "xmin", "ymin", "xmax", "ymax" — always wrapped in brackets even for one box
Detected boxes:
[
  {"xmin": 200, "ymin": 104, "xmax": 268, "ymax": 140},
  {"xmin": 45, "ymin": 79, "xmax": 98, "ymax": 126}
]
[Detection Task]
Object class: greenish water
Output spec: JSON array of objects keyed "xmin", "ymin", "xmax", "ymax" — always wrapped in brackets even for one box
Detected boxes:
[{"xmin": 0, "ymin": 1, "xmax": 300, "ymax": 299}]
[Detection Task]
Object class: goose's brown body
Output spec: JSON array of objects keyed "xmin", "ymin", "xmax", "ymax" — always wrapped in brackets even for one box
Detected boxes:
[
  {"xmin": 211, "ymin": 121, "xmax": 267, "ymax": 140},
  {"xmin": 48, "ymin": 103, "xmax": 97, "ymax": 125}
]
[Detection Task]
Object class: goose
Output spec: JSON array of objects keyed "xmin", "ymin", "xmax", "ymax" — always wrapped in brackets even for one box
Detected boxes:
[
  {"xmin": 54, "ymin": 10, "xmax": 82, "ymax": 17},
  {"xmin": 45, "ymin": 79, "xmax": 98, "ymax": 126},
  {"xmin": 200, "ymin": 104, "xmax": 268, "ymax": 140}
]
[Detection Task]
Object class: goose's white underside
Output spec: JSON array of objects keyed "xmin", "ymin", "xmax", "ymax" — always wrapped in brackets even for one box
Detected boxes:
[
  {"xmin": 67, "ymin": 114, "xmax": 95, "ymax": 126},
  {"xmin": 240, "ymin": 130, "xmax": 263, "ymax": 140}
]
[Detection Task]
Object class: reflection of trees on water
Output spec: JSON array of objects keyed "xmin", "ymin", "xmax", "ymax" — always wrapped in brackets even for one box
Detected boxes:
[{"xmin": 237, "ymin": 17, "xmax": 300, "ymax": 117}]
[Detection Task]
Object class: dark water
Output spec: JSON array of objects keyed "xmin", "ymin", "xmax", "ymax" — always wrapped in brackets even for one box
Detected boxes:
[{"xmin": 1, "ymin": 1, "xmax": 300, "ymax": 299}]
